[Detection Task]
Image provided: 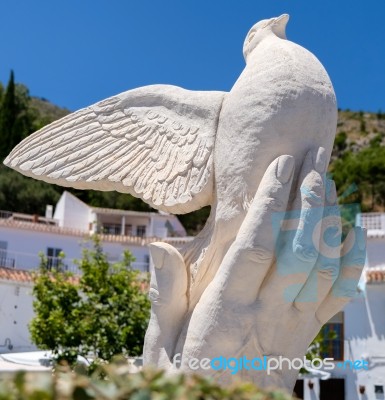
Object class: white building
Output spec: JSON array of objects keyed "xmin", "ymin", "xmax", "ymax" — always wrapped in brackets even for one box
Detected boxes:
[
  {"xmin": 0, "ymin": 269, "xmax": 35, "ymax": 354},
  {"xmin": 0, "ymin": 191, "xmax": 189, "ymax": 273},
  {"xmin": 0, "ymin": 191, "xmax": 191, "ymax": 353},
  {"xmin": 294, "ymin": 212, "xmax": 385, "ymax": 400},
  {"xmin": 2, "ymin": 199, "xmax": 385, "ymax": 400}
]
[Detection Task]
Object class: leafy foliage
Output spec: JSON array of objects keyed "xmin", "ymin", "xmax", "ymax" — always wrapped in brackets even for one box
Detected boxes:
[
  {"xmin": 0, "ymin": 82, "xmax": 4, "ymax": 104},
  {"xmin": 0, "ymin": 71, "xmax": 64, "ymax": 214},
  {"xmin": 29, "ymin": 237, "xmax": 150, "ymax": 367},
  {"xmin": 0, "ymin": 366, "xmax": 295, "ymax": 400},
  {"xmin": 306, "ymin": 328, "xmax": 338, "ymax": 367},
  {"xmin": 331, "ymin": 145, "xmax": 385, "ymax": 210},
  {"xmin": 333, "ymin": 131, "xmax": 347, "ymax": 153},
  {"xmin": 0, "ymin": 165, "xmax": 62, "ymax": 215},
  {"xmin": 0, "ymin": 71, "xmax": 34, "ymax": 159}
]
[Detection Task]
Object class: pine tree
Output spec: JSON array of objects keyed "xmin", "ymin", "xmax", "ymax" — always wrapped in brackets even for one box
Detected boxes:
[
  {"xmin": 0, "ymin": 70, "xmax": 18, "ymax": 158},
  {"xmin": 0, "ymin": 71, "xmax": 33, "ymax": 160},
  {"xmin": 0, "ymin": 81, "xmax": 4, "ymax": 103}
]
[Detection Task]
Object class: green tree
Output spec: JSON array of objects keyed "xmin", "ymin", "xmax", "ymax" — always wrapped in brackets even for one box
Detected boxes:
[
  {"xmin": 29, "ymin": 237, "xmax": 150, "ymax": 367},
  {"xmin": 0, "ymin": 71, "xmax": 34, "ymax": 159},
  {"xmin": 331, "ymin": 146, "xmax": 385, "ymax": 211},
  {"xmin": 0, "ymin": 71, "xmax": 17, "ymax": 158},
  {"xmin": 334, "ymin": 131, "xmax": 347, "ymax": 152},
  {"xmin": 0, "ymin": 81, "xmax": 4, "ymax": 104},
  {"xmin": 0, "ymin": 165, "xmax": 61, "ymax": 214}
]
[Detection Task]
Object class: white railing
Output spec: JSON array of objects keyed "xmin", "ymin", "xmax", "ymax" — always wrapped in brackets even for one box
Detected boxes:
[
  {"xmin": 0, "ymin": 209, "xmax": 57, "ymax": 225},
  {"xmin": 0, "ymin": 210, "xmax": 13, "ymax": 220},
  {"xmin": 0, "ymin": 249, "xmax": 149, "ymax": 275},
  {"xmin": 0, "ymin": 249, "xmax": 80, "ymax": 274},
  {"xmin": 357, "ymin": 213, "xmax": 385, "ymax": 231}
]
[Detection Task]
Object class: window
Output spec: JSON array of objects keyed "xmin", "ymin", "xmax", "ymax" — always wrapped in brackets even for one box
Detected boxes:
[
  {"xmin": 320, "ymin": 378, "xmax": 345, "ymax": 400},
  {"xmin": 136, "ymin": 225, "xmax": 146, "ymax": 237},
  {"xmin": 102, "ymin": 224, "xmax": 121, "ymax": 235},
  {"xmin": 293, "ymin": 380, "xmax": 304, "ymax": 399},
  {"xmin": 125, "ymin": 224, "xmax": 133, "ymax": 236},
  {"xmin": 0, "ymin": 241, "xmax": 14, "ymax": 268},
  {"xmin": 100, "ymin": 224, "xmax": 133, "ymax": 236},
  {"xmin": 375, "ymin": 386, "xmax": 384, "ymax": 394},
  {"xmin": 47, "ymin": 247, "xmax": 62, "ymax": 270},
  {"xmin": 322, "ymin": 312, "xmax": 344, "ymax": 360},
  {"xmin": 144, "ymin": 255, "xmax": 150, "ymax": 272},
  {"xmin": 0, "ymin": 241, "xmax": 7, "ymax": 257}
]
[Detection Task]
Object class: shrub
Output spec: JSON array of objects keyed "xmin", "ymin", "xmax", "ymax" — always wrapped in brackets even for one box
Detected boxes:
[
  {"xmin": 0, "ymin": 365, "xmax": 295, "ymax": 400},
  {"xmin": 29, "ymin": 236, "xmax": 150, "ymax": 368}
]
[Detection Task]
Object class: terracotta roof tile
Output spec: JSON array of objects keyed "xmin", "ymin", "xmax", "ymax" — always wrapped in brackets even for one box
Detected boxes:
[
  {"xmin": 0, "ymin": 219, "xmax": 192, "ymax": 247},
  {"xmin": 0, "ymin": 267, "xmax": 34, "ymax": 283},
  {"xmin": 367, "ymin": 230, "xmax": 385, "ymax": 238},
  {"xmin": 0, "ymin": 267, "xmax": 82, "ymax": 284},
  {"xmin": 366, "ymin": 268, "xmax": 385, "ymax": 284}
]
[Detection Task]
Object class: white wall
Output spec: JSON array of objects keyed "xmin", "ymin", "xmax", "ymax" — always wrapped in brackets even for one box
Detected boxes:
[
  {"xmin": 343, "ymin": 284, "xmax": 385, "ymax": 400},
  {"xmin": 0, "ymin": 226, "xmax": 150, "ymax": 272},
  {"xmin": 299, "ymin": 283, "xmax": 385, "ymax": 400},
  {"xmin": 151, "ymin": 214, "xmax": 187, "ymax": 237},
  {"xmin": 54, "ymin": 191, "xmax": 91, "ymax": 231},
  {"xmin": 0, "ymin": 280, "xmax": 36, "ymax": 354},
  {"xmin": 366, "ymin": 238, "xmax": 385, "ymax": 267}
]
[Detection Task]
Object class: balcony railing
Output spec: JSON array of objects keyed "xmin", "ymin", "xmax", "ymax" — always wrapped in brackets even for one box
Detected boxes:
[
  {"xmin": 0, "ymin": 210, "xmax": 13, "ymax": 220},
  {"xmin": 0, "ymin": 249, "xmax": 149, "ymax": 275},
  {"xmin": 0, "ymin": 254, "xmax": 15, "ymax": 269},
  {"xmin": 0, "ymin": 210, "xmax": 57, "ymax": 225},
  {"xmin": 357, "ymin": 213, "xmax": 385, "ymax": 231}
]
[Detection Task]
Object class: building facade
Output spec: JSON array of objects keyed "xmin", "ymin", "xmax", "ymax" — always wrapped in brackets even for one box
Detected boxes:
[
  {"xmin": 0, "ymin": 191, "xmax": 191, "ymax": 353},
  {"xmin": 294, "ymin": 212, "xmax": 385, "ymax": 400},
  {"xmin": 0, "ymin": 269, "xmax": 35, "ymax": 354},
  {"xmin": 1, "ymin": 200, "xmax": 385, "ymax": 400},
  {"xmin": 0, "ymin": 191, "xmax": 190, "ymax": 273}
]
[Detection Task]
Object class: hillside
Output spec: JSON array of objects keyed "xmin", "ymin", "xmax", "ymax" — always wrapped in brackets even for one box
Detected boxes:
[
  {"xmin": 330, "ymin": 110, "xmax": 385, "ymax": 213},
  {"xmin": 29, "ymin": 96, "xmax": 70, "ymax": 126},
  {"xmin": 333, "ymin": 110, "xmax": 385, "ymax": 159}
]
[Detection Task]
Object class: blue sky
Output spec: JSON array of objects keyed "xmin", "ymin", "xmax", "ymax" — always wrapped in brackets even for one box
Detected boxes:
[{"xmin": 0, "ymin": 0, "xmax": 384, "ymax": 112}]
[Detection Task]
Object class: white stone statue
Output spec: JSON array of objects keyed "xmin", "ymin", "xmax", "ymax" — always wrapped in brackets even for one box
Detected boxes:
[{"xmin": 4, "ymin": 14, "xmax": 365, "ymax": 393}]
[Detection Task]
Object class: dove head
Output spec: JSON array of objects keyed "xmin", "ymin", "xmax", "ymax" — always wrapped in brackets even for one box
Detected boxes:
[{"xmin": 243, "ymin": 14, "xmax": 289, "ymax": 62}]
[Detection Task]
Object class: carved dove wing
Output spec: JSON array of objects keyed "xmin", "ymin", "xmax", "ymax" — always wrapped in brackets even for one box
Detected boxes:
[{"xmin": 4, "ymin": 85, "xmax": 225, "ymax": 214}]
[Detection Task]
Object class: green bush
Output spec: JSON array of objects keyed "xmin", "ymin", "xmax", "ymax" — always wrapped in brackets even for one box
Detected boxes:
[
  {"xmin": 0, "ymin": 365, "xmax": 294, "ymax": 400},
  {"xmin": 30, "ymin": 237, "xmax": 150, "ymax": 367},
  {"xmin": 334, "ymin": 131, "xmax": 347, "ymax": 152}
]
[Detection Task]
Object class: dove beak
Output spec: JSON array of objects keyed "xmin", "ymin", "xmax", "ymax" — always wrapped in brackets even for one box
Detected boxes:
[
  {"xmin": 272, "ymin": 14, "xmax": 289, "ymax": 39},
  {"xmin": 274, "ymin": 14, "xmax": 289, "ymax": 26}
]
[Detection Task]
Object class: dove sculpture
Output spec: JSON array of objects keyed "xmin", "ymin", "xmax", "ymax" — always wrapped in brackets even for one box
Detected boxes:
[
  {"xmin": 4, "ymin": 14, "xmax": 337, "ymax": 303},
  {"xmin": 4, "ymin": 15, "xmax": 360, "ymax": 392}
]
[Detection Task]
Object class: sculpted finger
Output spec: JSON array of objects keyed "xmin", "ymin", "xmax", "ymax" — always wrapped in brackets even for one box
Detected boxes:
[
  {"xmin": 291, "ymin": 148, "xmax": 326, "ymax": 266},
  {"xmin": 143, "ymin": 242, "xmax": 188, "ymax": 367},
  {"xmin": 315, "ymin": 227, "xmax": 366, "ymax": 324},
  {"xmin": 325, "ymin": 179, "xmax": 337, "ymax": 208},
  {"xmin": 294, "ymin": 182, "xmax": 342, "ymax": 310},
  {"xmin": 258, "ymin": 148, "xmax": 327, "ymax": 304},
  {"xmin": 148, "ymin": 242, "xmax": 188, "ymax": 307},
  {"xmin": 215, "ymin": 154, "xmax": 295, "ymax": 305}
]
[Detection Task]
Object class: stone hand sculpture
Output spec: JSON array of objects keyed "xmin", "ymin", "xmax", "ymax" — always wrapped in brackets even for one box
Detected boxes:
[
  {"xmin": 145, "ymin": 152, "xmax": 366, "ymax": 391},
  {"xmin": 4, "ymin": 14, "xmax": 365, "ymax": 392}
]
